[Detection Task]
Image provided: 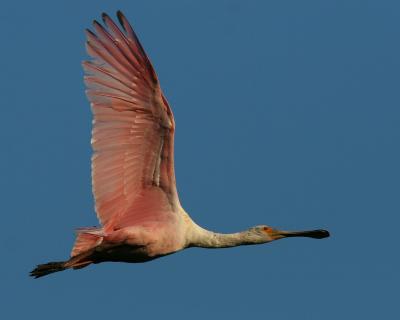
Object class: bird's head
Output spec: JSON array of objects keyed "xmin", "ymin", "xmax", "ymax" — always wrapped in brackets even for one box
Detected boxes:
[{"xmin": 248, "ymin": 225, "xmax": 330, "ymax": 243}]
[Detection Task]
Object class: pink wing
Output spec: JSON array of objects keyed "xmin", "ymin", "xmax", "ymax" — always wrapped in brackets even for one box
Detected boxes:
[{"xmin": 83, "ymin": 12, "xmax": 179, "ymax": 231}]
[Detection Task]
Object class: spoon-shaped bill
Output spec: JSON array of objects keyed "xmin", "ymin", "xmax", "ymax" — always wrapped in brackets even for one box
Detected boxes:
[{"xmin": 279, "ymin": 229, "xmax": 330, "ymax": 239}]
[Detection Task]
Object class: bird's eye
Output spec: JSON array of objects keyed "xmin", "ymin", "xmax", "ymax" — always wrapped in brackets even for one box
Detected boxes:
[{"xmin": 263, "ymin": 227, "xmax": 270, "ymax": 232}]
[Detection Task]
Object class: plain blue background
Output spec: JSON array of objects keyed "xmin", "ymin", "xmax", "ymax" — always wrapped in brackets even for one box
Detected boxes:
[{"xmin": 1, "ymin": 0, "xmax": 399, "ymax": 318}]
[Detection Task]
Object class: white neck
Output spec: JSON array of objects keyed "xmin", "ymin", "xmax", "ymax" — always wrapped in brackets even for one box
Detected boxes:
[{"xmin": 186, "ymin": 223, "xmax": 267, "ymax": 248}]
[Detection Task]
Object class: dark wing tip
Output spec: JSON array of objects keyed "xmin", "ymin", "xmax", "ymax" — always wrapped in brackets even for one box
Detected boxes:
[
  {"xmin": 93, "ymin": 19, "xmax": 102, "ymax": 29},
  {"xmin": 116, "ymin": 10, "xmax": 126, "ymax": 31},
  {"xmin": 101, "ymin": 12, "xmax": 109, "ymax": 19},
  {"xmin": 101, "ymin": 12, "xmax": 111, "ymax": 25},
  {"xmin": 85, "ymin": 28, "xmax": 96, "ymax": 37}
]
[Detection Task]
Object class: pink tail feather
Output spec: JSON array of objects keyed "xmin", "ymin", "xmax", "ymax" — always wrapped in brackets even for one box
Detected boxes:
[{"xmin": 71, "ymin": 227, "xmax": 104, "ymax": 257}]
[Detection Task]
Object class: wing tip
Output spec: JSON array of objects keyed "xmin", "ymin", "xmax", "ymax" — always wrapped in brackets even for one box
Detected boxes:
[
  {"xmin": 92, "ymin": 19, "xmax": 103, "ymax": 30},
  {"xmin": 116, "ymin": 10, "xmax": 126, "ymax": 31},
  {"xmin": 101, "ymin": 12, "xmax": 109, "ymax": 21},
  {"xmin": 85, "ymin": 28, "xmax": 96, "ymax": 38}
]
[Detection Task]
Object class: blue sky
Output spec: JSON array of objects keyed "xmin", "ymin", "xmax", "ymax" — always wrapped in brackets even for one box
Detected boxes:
[{"xmin": 1, "ymin": 0, "xmax": 399, "ymax": 318}]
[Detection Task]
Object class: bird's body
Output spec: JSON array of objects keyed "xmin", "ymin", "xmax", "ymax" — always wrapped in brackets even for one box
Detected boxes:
[{"xmin": 31, "ymin": 11, "xmax": 329, "ymax": 278}]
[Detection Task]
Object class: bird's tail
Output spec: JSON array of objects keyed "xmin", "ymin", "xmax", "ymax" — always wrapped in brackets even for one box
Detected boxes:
[
  {"xmin": 30, "ymin": 249, "xmax": 95, "ymax": 279},
  {"xmin": 71, "ymin": 227, "xmax": 104, "ymax": 257},
  {"xmin": 30, "ymin": 227, "xmax": 103, "ymax": 279},
  {"xmin": 30, "ymin": 261, "xmax": 67, "ymax": 278}
]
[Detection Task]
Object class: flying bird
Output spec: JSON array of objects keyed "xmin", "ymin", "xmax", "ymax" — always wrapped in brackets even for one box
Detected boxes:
[{"xmin": 31, "ymin": 11, "xmax": 329, "ymax": 278}]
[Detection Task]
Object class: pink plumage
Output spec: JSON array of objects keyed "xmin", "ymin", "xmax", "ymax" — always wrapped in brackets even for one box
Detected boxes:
[
  {"xmin": 84, "ymin": 12, "xmax": 178, "ymax": 232},
  {"xmin": 30, "ymin": 11, "xmax": 329, "ymax": 279}
]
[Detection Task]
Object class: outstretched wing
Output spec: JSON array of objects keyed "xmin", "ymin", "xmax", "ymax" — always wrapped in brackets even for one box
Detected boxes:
[{"xmin": 83, "ymin": 11, "xmax": 179, "ymax": 230}]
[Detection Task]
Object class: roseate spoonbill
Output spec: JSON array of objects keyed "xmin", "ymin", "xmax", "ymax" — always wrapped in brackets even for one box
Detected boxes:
[{"xmin": 30, "ymin": 11, "xmax": 329, "ymax": 278}]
